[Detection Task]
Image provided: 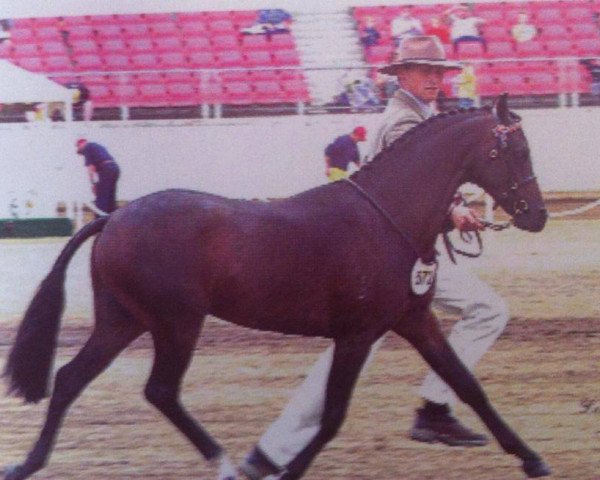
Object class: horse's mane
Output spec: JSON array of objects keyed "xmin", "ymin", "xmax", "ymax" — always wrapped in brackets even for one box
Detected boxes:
[{"xmin": 351, "ymin": 105, "xmax": 495, "ymax": 179}]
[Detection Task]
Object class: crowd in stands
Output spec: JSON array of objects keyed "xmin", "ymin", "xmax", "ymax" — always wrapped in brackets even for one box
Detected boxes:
[{"xmin": 2, "ymin": 2, "xmax": 600, "ymax": 120}]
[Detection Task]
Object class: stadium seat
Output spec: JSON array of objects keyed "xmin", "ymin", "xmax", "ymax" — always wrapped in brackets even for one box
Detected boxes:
[
  {"xmin": 494, "ymin": 72, "xmax": 529, "ymax": 95},
  {"xmin": 220, "ymin": 70, "xmax": 251, "ymax": 83},
  {"xmin": 535, "ymin": 8, "xmax": 563, "ymax": 24},
  {"xmin": 139, "ymin": 83, "xmax": 170, "ymax": 106},
  {"xmin": 154, "ymin": 36, "xmax": 183, "ymax": 53},
  {"xmin": 104, "ymin": 53, "xmax": 130, "ymax": 71},
  {"xmin": 563, "ymin": 6, "xmax": 594, "ymax": 22},
  {"xmin": 130, "ymin": 53, "xmax": 158, "ymax": 70},
  {"xmin": 145, "ymin": 13, "xmax": 178, "ymax": 23},
  {"xmin": 14, "ymin": 56, "xmax": 45, "ymax": 72},
  {"xmin": 574, "ymin": 38, "xmax": 600, "ymax": 56},
  {"xmin": 67, "ymin": 24, "xmax": 95, "ymax": 40},
  {"xmin": 34, "ymin": 26, "xmax": 62, "ymax": 41},
  {"xmin": 224, "ymin": 80, "xmax": 253, "ymax": 104},
  {"xmin": 456, "ymin": 42, "xmax": 486, "ymax": 60},
  {"xmin": 113, "ymin": 83, "xmax": 141, "ymax": 105},
  {"xmin": 73, "ymin": 53, "xmax": 103, "ymax": 71},
  {"xmin": 10, "ymin": 42, "xmax": 39, "ymax": 58},
  {"xmin": 515, "ymin": 40, "xmax": 545, "ymax": 57},
  {"xmin": 188, "ymin": 51, "xmax": 215, "ymax": 68},
  {"xmin": 158, "ymin": 52, "xmax": 188, "ymax": 69},
  {"xmin": 241, "ymin": 34, "xmax": 270, "ymax": 51},
  {"xmin": 270, "ymin": 33, "xmax": 296, "ymax": 50},
  {"xmin": 365, "ymin": 45, "xmax": 393, "ymax": 63},
  {"xmin": 486, "ymin": 41, "xmax": 515, "ymax": 58},
  {"xmin": 527, "ymin": 72, "xmax": 558, "ymax": 94},
  {"xmin": 544, "ymin": 39, "xmax": 573, "ymax": 56},
  {"xmin": 134, "ymin": 72, "xmax": 164, "ymax": 85},
  {"xmin": 281, "ymin": 78, "xmax": 310, "ymax": 102},
  {"xmin": 244, "ymin": 50, "xmax": 272, "ymax": 67},
  {"xmin": 44, "ymin": 55, "xmax": 74, "ymax": 73},
  {"xmin": 198, "ymin": 81, "xmax": 225, "ymax": 104},
  {"xmin": 539, "ymin": 24, "xmax": 570, "ymax": 41},
  {"xmin": 180, "ymin": 20, "xmax": 208, "ymax": 36},
  {"xmin": 149, "ymin": 21, "xmax": 180, "ymax": 38},
  {"xmin": 569, "ymin": 23, "xmax": 598, "ymax": 40},
  {"xmin": 88, "ymin": 84, "xmax": 114, "ymax": 107},
  {"xmin": 122, "ymin": 23, "xmax": 150, "ymax": 39},
  {"xmin": 9, "ymin": 28, "xmax": 35, "ymax": 42},
  {"xmin": 163, "ymin": 71, "xmax": 195, "ymax": 83},
  {"xmin": 38, "ymin": 40, "xmax": 68, "ymax": 56},
  {"xmin": 212, "ymin": 34, "xmax": 240, "ymax": 51},
  {"xmin": 114, "ymin": 13, "xmax": 146, "ymax": 25},
  {"xmin": 129, "ymin": 38, "xmax": 154, "ymax": 53},
  {"xmin": 89, "ymin": 15, "xmax": 119, "ymax": 27},
  {"xmin": 215, "ymin": 50, "xmax": 245, "ymax": 68},
  {"xmin": 94, "ymin": 24, "xmax": 123, "ymax": 40},
  {"xmin": 482, "ymin": 25, "xmax": 510, "ymax": 42},
  {"xmin": 100, "ymin": 39, "xmax": 128, "ymax": 55},
  {"xmin": 167, "ymin": 82, "xmax": 198, "ymax": 105},
  {"xmin": 254, "ymin": 80, "xmax": 286, "ymax": 103},
  {"xmin": 184, "ymin": 36, "xmax": 212, "ymax": 52},
  {"xmin": 70, "ymin": 39, "xmax": 99, "ymax": 55},
  {"xmin": 61, "ymin": 16, "xmax": 91, "ymax": 27},
  {"xmin": 248, "ymin": 70, "xmax": 277, "ymax": 82},
  {"xmin": 272, "ymin": 49, "xmax": 300, "ymax": 66}
]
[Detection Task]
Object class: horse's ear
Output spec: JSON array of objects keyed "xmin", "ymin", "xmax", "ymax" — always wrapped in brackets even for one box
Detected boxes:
[{"xmin": 493, "ymin": 93, "xmax": 511, "ymax": 125}]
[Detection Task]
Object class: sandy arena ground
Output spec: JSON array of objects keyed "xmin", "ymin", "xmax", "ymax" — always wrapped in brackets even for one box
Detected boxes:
[{"xmin": 0, "ymin": 217, "xmax": 599, "ymax": 480}]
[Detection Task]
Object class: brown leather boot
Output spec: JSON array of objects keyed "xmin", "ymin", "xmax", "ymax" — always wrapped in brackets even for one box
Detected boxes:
[{"xmin": 409, "ymin": 401, "xmax": 489, "ymax": 447}]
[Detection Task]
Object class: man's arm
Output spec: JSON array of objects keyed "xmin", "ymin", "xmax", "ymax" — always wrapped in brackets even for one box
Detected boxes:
[{"xmin": 87, "ymin": 165, "xmax": 98, "ymax": 193}]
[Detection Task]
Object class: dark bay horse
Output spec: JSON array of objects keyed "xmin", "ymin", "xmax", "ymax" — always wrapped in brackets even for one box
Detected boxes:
[{"xmin": 4, "ymin": 95, "xmax": 550, "ymax": 480}]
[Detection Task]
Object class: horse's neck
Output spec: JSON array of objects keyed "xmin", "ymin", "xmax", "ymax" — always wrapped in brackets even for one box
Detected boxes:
[{"xmin": 354, "ymin": 116, "xmax": 483, "ymax": 255}]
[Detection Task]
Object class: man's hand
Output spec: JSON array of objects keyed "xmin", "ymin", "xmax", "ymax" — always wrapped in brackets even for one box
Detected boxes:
[{"xmin": 450, "ymin": 205, "xmax": 485, "ymax": 232}]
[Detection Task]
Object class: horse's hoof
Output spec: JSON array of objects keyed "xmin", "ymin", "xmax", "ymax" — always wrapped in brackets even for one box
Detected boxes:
[
  {"xmin": 523, "ymin": 457, "xmax": 551, "ymax": 478},
  {"xmin": 4, "ymin": 465, "xmax": 25, "ymax": 480}
]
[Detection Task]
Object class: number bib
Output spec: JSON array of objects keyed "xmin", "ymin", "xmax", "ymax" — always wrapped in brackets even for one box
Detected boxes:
[{"xmin": 410, "ymin": 258, "xmax": 438, "ymax": 296}]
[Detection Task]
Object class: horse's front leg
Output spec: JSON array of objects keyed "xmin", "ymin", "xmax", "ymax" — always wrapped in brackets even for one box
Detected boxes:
[
  {"xmin": 280, "ymin": 335, "xmax": 373, "ymax": 480},
  {"xmin": 394, "ymin": 309, "xmax": 551, "ymax": 478}
]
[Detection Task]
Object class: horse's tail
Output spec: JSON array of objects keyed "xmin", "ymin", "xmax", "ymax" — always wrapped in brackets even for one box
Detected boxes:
[{"xmin": 3, "ymin": 216, "xmax": 110, "ymax": 403}]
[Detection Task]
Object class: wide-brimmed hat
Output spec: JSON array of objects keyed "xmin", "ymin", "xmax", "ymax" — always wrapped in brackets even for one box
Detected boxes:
[{"xmin": 379, "ymin": 35, "xmax": 462, "ymax": 75}]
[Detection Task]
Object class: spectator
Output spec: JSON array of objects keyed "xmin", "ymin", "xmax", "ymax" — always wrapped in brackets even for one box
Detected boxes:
[
  {"xmin": 374, "ymin": 71, "xmax": 400, "ymax": 101},
  {"xmin": 424, "ymin": 15, "xmax": 451, "ymax": 44},
  {"xmin": 65, "ymin": 80, "xmax": 93, "ymax": 121},
  {"xmin": 580, "ymin": 59, "xmax": 600, "ymax": 96},
  {"xmin": 75, "ymin": 138, "xmax": 121, "ymax": 215},
  {"xmin": 241, "ymin": 8, "xmax": 292, "ymax": 38},
  {"xmin": 453, "ymin": 63, "xmax": 478, "ymax": 108},
  {"xmin": 359, "ymin": 16, "xmax": 381, "ymax": 49},
  {"xmin": 324, "ymin": 126, "xmax": 366, "ymax": 182},
  {"xmin": 446, "ymin": 4, "xmax": 487, "ymax": 54},
  {"xmin": 50, "ymin": 107, "xmax": 65, "ymax": 122},
  {"xmin": 511, "ymin": 11, "xmax": 538, "ymax": 43},
  {"xmin": 390, "ymin": 10, "xmax": 424, "ymax": 46}
]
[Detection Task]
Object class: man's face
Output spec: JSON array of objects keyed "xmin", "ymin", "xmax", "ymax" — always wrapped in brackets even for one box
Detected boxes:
[{"xmin": 396, "ymin": 64, "xmax": 448, "ymax": 103}]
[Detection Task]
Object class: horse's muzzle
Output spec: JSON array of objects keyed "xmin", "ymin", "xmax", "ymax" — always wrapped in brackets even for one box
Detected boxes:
[{"xmin": 513, "ymin": 207, "xmax": 547, "ymax": 232}]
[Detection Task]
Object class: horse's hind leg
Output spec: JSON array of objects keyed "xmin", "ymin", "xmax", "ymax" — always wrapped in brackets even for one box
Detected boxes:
[
  {"xmin": 280, "ymin": 336, "xmax": 372, "ymax": 480},
  {"xmin": 4, "ymin": 290, "xmax": 144, "ymax": 480},
  {"xmin": 142, "ymin": 313, "xmax": 235, "ymax": 479},
  {"xmin": 394, "ymin": 310, "xmax": 551, "ymax": 478}
]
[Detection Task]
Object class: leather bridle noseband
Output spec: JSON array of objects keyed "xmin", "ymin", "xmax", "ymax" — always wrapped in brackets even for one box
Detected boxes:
[{"xmin": 489, "ymin": 123, "xmax": 537, "ymax": 216}]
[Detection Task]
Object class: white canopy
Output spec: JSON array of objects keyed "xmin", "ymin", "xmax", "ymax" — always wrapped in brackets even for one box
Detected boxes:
[{"xmin": 0, "ymin": 60, "xmax": 72, "ymax": 104}]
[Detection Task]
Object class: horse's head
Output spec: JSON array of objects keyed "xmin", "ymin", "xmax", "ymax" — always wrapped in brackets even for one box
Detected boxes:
[{"xmin": 469, "ymin": 94, "xmax": 547, "ymax": 232}]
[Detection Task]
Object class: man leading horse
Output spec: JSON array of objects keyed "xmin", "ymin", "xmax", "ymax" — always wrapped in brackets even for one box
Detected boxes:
[{"xmin": 241, "ymin": 35, "xmax": 513, "ymax": 479}]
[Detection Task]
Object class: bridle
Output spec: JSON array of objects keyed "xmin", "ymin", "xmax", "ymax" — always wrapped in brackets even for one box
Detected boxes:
[{"xmin": 489, "ymin": 122, "xmax": 537, "ymax": 216}]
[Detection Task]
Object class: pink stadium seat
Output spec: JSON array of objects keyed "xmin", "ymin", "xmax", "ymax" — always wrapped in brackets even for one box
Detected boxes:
[
  {"xmin": 154, "ymin": 36, "xmax": 183, "ymax": 53},
  {"xmin": 139, "ymin": 83, "xmax": 170, "ymax": 105},
  {"xmin": 220, "ymin": 70, "xmax": 251, "ymax": 83},
  {"xmin": 164, "ymin": 71, "xmax": 195, "ymax": 83},
  {"xmin": 145, "ymin": 13, "xmax": 177, "ymax": 23},
  {"xmin": 35, "ymin": 26, "xmax": 62, "ymax": 41},
  {"xmin": 129, "ymin": 38, "xmax": 154, "ymax": 53},
  {"xmin": 495, "ymin": 72, "xmax": 529, "ymax": 95},
  {"xmin": 248, "ymin": 70, "xmax": 277, "ymax": 82},
  {"xmin": 180, "ymin": 20, "xmax": 208, "ymax": 36},
  {"xmin": 94, "ymin": 24, "xmax": 123, "ymax": 40},
  {"xmin": 527, "ymin": 72, "xmax": 557, "ymax": 94},
  {"xmin": 134, "ymin": 72, "xmax": 164, "ymax": 85},
  {"xmin": 215, "ymin": 50, "xmax": 244, "ymax": 68},
  {"xmin": 486, "ymin": 41, "xmax": 515, "ymax": 58},
  {"xmin": 61, "ymin": 16, "xmax": 91, "ymax": 27},
  {"xmin": 574, "ymin": 38, "xmax": 600, "ymax": 56},
  {"xmin": 67, "ymin": 24, "xmax": 95, "ymax": 40},
  {"xmin": 224, "ymin": 80, "xmax": 253, "ymax": 104},
  {"xmin": 88, "ymin": 84, "xmax": 114, "ymax": 106},
  {"xmin": 208, "ymin": 19, "xmax": 236, "ymax": 34},
  {"xmin": 569, "ymin": 23, "xmax": 598, "ymax": 40},
  {"xmin": 32, "ymin": 17, "xmax": 58, "ymax": 28},
  {"xmin": 544, "ymin": 39, "xmax": 573, "ymax": 56},
  {"xmin": 281, "ymin": 79, "xmax": 310, "ymax": 102},
  {"xmin": 187, "ymin": 51, "xmax": 213, "ymax": 68},
  {"xmin": 515, "ymin": 40, "xmax": 545, "ymax": 57},
  {"xmin": 10, "ymin": 42, "xmax": 39, "ymax": 58},
  {"xmin": 167, "ymin": 82, "xmax": 198, "ymax": 105},
  {"xmin": 89, "ymin": 15, "xmax": 119, "ymax": 27},
  {"xmin": 474, "ymin": 8, "xmax": 505, "ymax": 24},
  {"xmin": 149, "ymin": 21, "xmax": 180, "ymax": 38},
  {"xmin": 482, "ymin": 25, "xmax": 510, "ymax": 42},
  {"xmin": 15, "ymin": 56, "xmax": 45, "ymax": 72},
  {"xmin": 11, "ymin": 18, "xmax": 34, "ymax": 28},
  {"xmin": 539, "ymin": 24, "xmax": 570, "ymax": 41},
  {"xmin": 212, "ymin": 34, "xmax": 239, "ymax": 51},
  {"xmin": 130, "ymin": 53, "xmax": 158, "ymax": 70},
  {"xmin": 272, "ymin": 49, "xmax": 300, "ymax": 66},
  {"xmin": 44, "ymin": 55, "xmax": 74, "ymax": 73},
  {"xmin": 39, "ymin": 40, "xmax": 68, "ymax": 56},
  {"xmin": 244, "ymin": 50, "xmax": 272, "ymax": 67},
  {"xmin": 535, "ymin": 8, "xmax": 563, "ymax": 24},
  {"xmin": 241, "ymin": 34, "xmax": 270, "ymax": 51},
  {"xmin": 70, "ymin": 39, "xmax": 99, "ymax": 55},
  {"xmin": 100, "ymin": 39, "xmax": 128, "ymax": 55},
  {"xmin": 114, "ymin": 13, "xmax": 146, "ymax": 25},
  {"xmin": 456, "ymin": 42, "xmax": 486, "ymax": 60},
  {"xmin": 253, "ymin": 80, "xmax": 285, "ymax": 103},
  {"xmin": 269, "ymin": 33, "xmax": 295, "ymax": 50},
  {"xmin": 104, "ymin": 54, "xmax": 130, "ymax": 71},
  {"xmin": 73, "ymin": 53, "xmax": 103, "ymax": 71},
  {"xmin": 178, "ymin": 12, "xmax": 206, "ymax": 22},
  {"xmin": 198, "ymin": 82, "xmax": 225, "ymax": 104},
  {"xmin": 158, "ymin": 52, "xmax": 188, "ymax": 69},
  {"xmin": 184, "ymin": 36, "xmax": 212, "ymax": 52},
  {"xmin": 113, "ymin": 84, "xmax": 141, "ymax": 105},
  {"xmin": 564, "ymin": 6, "xmax": 594, "ymax": 22},
  {"xmin": 122, "ymin": 23, "xmax": 150, "ymax": 39},
  {"xmin": 9, "ymin": 28, "xmax": 35, "ymax": 42}
]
